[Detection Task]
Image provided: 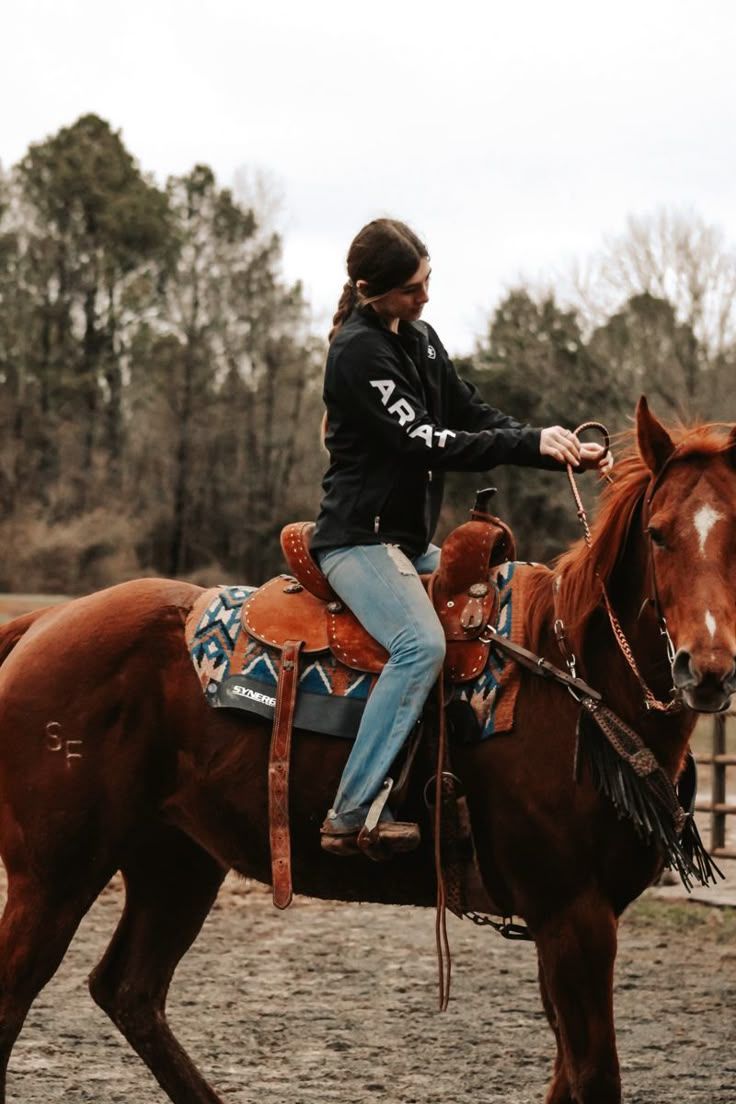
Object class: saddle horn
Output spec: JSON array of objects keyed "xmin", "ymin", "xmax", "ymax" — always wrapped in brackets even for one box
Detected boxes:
[{"xmin": 471, "ymin": 487, "xmax": 497, "ymax": 520}]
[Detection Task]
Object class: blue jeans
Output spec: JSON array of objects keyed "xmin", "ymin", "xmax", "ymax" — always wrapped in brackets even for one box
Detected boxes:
[{"xmin": 318, "ymin": 542, "xmax": 444, "ymax": 831}]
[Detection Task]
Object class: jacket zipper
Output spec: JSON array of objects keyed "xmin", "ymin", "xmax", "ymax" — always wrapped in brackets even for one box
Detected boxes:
[
  {"xmin": 424, "ymin": 471, "xmax": 433, "ymax": 541},
  {"xmin": 373, "ymin": 478, "xmax": 398, "ymax": 536}
]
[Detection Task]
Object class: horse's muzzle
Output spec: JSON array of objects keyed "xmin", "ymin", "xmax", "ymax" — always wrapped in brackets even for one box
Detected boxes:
[{"xmin": 672, "ymin": 647, "xmax": 736, "ymax": 713}]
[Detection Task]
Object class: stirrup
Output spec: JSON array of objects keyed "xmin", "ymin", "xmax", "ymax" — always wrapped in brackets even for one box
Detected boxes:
[
  {"xmin": 357, "ymin": 820, "xmax": 421, "ymax": 862},
  {"xmin": 320, "ymin": 777, "xmax": 394, "ymax": 857},
  {"xmin": 320, "ymin": 778, "xmax": 421, "ymax": 861}
]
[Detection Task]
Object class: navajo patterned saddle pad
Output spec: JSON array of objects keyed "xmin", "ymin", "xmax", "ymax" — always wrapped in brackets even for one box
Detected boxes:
[{"xmin": 187, "ymin": 562, "xmax": 528, "ymax": 741}]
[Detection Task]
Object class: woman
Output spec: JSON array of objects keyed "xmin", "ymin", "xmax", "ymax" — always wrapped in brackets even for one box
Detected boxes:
[{"xmin": 311, "ymin": 218, "xmax": 611, "ymax": 859}]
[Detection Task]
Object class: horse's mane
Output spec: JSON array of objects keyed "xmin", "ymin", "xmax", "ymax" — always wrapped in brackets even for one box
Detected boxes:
[{"xmin": 525, "ymin": 420, "xmax": 735, "ymax": 654}]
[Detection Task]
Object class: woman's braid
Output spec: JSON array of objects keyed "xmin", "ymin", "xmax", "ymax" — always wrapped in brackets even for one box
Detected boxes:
[{"xmin": 328, "ymin": 281, "xmax": 358, "ymax": 344}]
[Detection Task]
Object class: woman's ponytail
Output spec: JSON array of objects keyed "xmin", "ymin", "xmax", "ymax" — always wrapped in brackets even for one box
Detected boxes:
[{"xmin": 328, "ymin": 281, "xmax": 358, "ymax": 343}]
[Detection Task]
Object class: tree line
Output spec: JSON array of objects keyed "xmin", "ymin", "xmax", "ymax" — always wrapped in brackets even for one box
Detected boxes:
[
  {"xmin": 1, "ymin": 115, "xmax": 735, "ymax": 592},
  {"xmin": 0, "ymin": 115, "xmax": 324, "ymax": 592}
]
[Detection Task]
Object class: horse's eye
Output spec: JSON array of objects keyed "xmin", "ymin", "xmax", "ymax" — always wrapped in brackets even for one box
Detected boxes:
[{"xmin": 646, "ymin": 526, "xmax": 666, "ymax": 548}]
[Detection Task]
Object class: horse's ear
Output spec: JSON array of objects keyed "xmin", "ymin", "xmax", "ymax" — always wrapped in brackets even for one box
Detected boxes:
[{"xmin": 636, "ymin": 395, "xmax": 675, "ymax": 474}]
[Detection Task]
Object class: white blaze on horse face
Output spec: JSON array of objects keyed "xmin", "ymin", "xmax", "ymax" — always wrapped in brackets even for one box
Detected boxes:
[
  {"xmin": 705, "ymin": 610, "xmax": 717, "ymax": 640},
  {"xmin": 693, "ymin": 503, "xmax": 724, "ymax": 556}
]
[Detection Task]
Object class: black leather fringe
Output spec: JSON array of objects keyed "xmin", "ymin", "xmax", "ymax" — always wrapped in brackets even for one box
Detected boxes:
[{"xmin": 575, "ymin": 703, "xmax": 723, "ymax": 891}]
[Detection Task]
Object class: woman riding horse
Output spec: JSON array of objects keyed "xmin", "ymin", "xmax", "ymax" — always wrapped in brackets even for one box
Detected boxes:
[{"xmin": 312, "ymin": 217, "xmax": 612, "ymax": 857}]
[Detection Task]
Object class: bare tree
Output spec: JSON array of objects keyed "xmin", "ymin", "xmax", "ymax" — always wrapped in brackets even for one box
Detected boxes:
[{"xmin": 570, "ymin": 209, "xmax": 736, "ymax": 358}]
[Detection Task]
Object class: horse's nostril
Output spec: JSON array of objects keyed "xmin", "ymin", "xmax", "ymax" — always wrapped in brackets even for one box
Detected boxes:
[
  {"xmin": 672, "ymin": 649, "xmax": 696, "ymax": 689},
  {"xmin": 727, "ymin": 659, "xmax": 736, "ymax": 692}
]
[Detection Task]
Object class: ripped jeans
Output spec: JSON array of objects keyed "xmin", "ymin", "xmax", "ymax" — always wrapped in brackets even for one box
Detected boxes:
[{"xmin": 318, "ymin": 542, "xmax": 445, "ymax": 831}]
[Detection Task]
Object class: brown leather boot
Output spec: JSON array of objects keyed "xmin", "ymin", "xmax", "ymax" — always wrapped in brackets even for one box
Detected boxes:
[{"xmin": 319, "ymin": 821, "xmax": 362, "ymax": 856}]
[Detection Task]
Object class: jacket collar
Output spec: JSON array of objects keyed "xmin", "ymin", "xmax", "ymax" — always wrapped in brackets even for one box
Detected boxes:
[{"xmin": 348, "ymin": 305, "xmax": 424, "ymax": 349}]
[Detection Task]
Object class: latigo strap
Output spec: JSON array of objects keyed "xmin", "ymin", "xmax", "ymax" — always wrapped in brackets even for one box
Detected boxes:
[{"xmin": 269, "ymin": 638, "xmax": 303, "ymax": 909}]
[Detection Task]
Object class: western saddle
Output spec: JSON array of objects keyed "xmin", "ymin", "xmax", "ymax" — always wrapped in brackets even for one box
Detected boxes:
[{"xmin": 244, "ymin": 492, "xmax": 515, "ymax": 909}]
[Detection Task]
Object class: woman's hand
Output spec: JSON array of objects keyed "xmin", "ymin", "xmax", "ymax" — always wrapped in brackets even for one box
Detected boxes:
[
  {"xmin": 540, "ymin": 427, "xmax": 614, "ymax": 474},
  {"xmin": 579, "ymin": 442, "xmax": 614, "ymax": 475},
  {"xmin": 539, "ymin": 426, "xmax": 582, "ymax": 467}
]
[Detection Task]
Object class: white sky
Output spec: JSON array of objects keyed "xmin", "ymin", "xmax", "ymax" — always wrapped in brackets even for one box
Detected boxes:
[{"xmin": 3, "ymin": 0, "xmax": 736, "ymax": 354}]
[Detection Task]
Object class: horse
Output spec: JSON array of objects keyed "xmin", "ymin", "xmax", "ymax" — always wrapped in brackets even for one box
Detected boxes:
[{"xmin": 0, "ymin": 397, "xmax": 733, "ymax": 1104}]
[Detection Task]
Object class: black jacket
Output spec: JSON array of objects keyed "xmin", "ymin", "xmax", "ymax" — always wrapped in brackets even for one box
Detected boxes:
[{"xmin": 312, "ymin": 306, "xmax": 559, "ymax": 558}]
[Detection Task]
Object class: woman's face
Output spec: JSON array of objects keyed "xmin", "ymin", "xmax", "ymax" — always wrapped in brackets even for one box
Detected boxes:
[{"xmin": 362, "ymin": 257, "xmax": 431, "ymax": 328}]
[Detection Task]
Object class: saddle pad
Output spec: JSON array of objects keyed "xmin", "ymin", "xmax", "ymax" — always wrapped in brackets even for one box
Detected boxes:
[{"xmin": 187, "ymin": 564, "xmax": 527, "ymax": 741}]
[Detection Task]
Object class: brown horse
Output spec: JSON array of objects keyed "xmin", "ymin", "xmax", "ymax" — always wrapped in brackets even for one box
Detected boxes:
[{"xmin": 0, "ymin": 398, "xmax": 733, "ymax": 1104}]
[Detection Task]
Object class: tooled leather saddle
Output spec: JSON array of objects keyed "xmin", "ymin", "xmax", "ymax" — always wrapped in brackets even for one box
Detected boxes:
[
  {"xmin": 245, "ymin": 501, "xmax": 515, "ymax": 683},
  {"xmin": 247, "ymin": 492, "xmax": 515, "ymax": 910}
]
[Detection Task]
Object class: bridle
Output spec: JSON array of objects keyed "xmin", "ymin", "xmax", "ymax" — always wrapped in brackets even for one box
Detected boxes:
[
  {"xmin": 638, "ymin": 443, "xmax": 689, "ymax": 633},
  {"xmin": 556, "ymin": 423, "xmax": 682, "ymax": 714}
]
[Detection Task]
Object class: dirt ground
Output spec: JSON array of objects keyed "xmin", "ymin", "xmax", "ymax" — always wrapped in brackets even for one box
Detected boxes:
[{"xmin": 3, "ymin": 870, "xmax": 735, "ymax": 1104}]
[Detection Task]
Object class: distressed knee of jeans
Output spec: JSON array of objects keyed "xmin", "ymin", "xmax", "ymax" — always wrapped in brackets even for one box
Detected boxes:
[
  {"xmin": 384, "ymin": 543, "xmax": 417, "ymax": 576},
  {"xmin": 393, "ymin": 626, "xmax": 445, "ymax": 677}
]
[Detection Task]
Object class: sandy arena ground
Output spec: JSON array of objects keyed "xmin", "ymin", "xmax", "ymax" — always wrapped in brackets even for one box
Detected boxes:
[{"xmin": 3, "ymin": 870, "xmax": 735, "ymax": 1104}]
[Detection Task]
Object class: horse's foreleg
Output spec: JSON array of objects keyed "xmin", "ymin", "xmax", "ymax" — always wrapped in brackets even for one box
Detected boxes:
[
  {"xmin": 88, "ymin": 826, "xmax": 226, "ymax": 1104},
  {"xmin": 534, "ymin": 890, "xmax": 621, "ymax": 1104},
  {"xmin": 537, "ymin": 957, "xmax": 571, "ymax": 1104}
]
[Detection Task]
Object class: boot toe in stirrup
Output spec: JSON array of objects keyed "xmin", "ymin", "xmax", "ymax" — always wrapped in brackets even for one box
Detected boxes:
[{"xmin": 320, "ymin": 820, "xmax": 362, "ymax": 856}]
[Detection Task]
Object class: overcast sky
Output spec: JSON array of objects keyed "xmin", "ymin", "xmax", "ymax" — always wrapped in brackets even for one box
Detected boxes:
[{"xmin": 3, "ymin": 0, "xmax": 736, "ymax": 354}]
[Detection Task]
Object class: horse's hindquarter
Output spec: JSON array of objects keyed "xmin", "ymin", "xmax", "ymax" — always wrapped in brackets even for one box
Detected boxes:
[{"xmin": 0, "ymin": 579, "xmax": 206, "ymax": 872}]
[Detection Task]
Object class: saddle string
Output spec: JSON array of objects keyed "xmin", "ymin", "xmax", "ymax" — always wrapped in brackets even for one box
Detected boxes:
[{"xmin": 561, "ymin": 422, "xmax": 680, "ymax": 714}]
